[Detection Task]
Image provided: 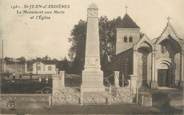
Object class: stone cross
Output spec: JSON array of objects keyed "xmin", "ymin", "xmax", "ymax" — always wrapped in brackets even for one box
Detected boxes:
[{"xmin": 125, "ymin": 6, "xmax": 128, "ymax": 14}]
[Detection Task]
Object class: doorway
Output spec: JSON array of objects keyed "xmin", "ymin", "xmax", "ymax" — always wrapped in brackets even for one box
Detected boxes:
[{"xmin": 158, "ymin": 69, "xmax": 169, "ymax": 87}]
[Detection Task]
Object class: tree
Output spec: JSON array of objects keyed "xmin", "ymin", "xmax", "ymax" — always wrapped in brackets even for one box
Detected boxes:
[
  {"xmin": 68, "ymin": 20, "xmax": 87, "ymax": 73},
  {"xmin": 16, "ymin": 57, "xmax": 26, "ymax": 63},
  {"xmin": 68, "ymin": 16, "xmax": 124, "ymax": 74},
  {"xmin": 42, "ymin": 55, "xmax": 51, "ymax": 61}
]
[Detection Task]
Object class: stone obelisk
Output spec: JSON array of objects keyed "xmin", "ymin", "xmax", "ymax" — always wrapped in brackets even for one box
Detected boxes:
[{"xmin": 81, "ymin": 3, "xmax": 105, "ymax": 93}]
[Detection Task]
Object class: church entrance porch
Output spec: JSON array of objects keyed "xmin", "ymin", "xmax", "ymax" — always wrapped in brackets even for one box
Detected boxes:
[
  {"xmin": 154, "ymin": 35, "xmax": 182, "ymax": 88},
  {"xmin": 157, "ymin": 69, "xmax": 170, "ymax": 87},
  {"xmin": 136, "ymin": 43, "xmax": 152, "ymax": 88}
]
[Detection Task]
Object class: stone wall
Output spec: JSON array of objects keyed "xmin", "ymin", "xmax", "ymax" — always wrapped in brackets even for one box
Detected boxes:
[
  {"xmin": 0, "ymin": 94, "xmax": 50, "ymax": 109},
  {"xmin": 107, "ymin": 86, "xmax": 135, "ymax": 104},
  {"xmin": 52, "ymin": 87, "xmax": 80, "ymax": 105},
  {"xmin": 81, "ymin": 92, "xmax": 107, "ymax": 105},
  {"xmin": 0, "ymin": 87, "xmax": 135, "ymax": 107},
  {"xmin": 51, "ymin": 86, "xmax": 135, "ymax": 105}
]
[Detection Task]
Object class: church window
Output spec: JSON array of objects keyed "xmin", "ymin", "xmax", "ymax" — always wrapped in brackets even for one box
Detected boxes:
[
  {"xmin": 124, "ymin": 36, "xmax": 128, "ymax": 42},
  {"xmin": 129, "ymin": 36, "xmax": 133, "ymax": 42}
]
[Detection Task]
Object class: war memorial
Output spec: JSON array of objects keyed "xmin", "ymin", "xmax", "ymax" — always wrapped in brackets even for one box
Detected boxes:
[{"xmin": 0, "ymin": 3, "xmax": 184, "ymax": 114}]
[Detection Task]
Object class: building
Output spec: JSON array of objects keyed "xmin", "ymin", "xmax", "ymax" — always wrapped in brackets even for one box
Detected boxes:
[
  {"xmin": 2, "ymin": 58, "xmax": 58, "ymax": 75},
  {"xmin": 108, "ymin": 13, "xmax": 184, "ymax": 88},
  {"xmin": 3, "ymin": 58, "xmax": 27, "ymax": 74},
  {"xmin": 32, "ymin": 61, "xmax": 57, "ymax": 75}
]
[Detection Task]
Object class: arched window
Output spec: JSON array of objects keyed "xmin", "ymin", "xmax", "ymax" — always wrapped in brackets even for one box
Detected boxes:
[
  {"xmin": 124, "ymin": 36, "xmax": 128, "ymax": 42},
  {"xmin": 129, "ymin": 36, "xmax": 133, "ymax": 42}
]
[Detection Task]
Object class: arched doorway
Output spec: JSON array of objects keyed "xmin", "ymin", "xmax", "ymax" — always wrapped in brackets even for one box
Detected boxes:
[
  {"xmin": 157, "ymin": 61, "xmax": 171, "ymax": 87},
  {"xmin": 156, "ymin": 35, "xmax": 182, "ymax": 87}
]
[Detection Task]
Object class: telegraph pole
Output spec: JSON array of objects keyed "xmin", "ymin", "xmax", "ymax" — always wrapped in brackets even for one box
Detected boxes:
[{"xmin": 1, "ymin": 39, "xmax": 4, "ymax": 73}]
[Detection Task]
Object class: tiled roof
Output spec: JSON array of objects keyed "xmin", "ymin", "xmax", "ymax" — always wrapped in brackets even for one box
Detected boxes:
[
  {"xmin": 103, "ymin": 48, "xmax": 133, "ymax": 71},
  {"xmin": 117, "ymin": 14, "xmax": 140, "ymax": 28}
]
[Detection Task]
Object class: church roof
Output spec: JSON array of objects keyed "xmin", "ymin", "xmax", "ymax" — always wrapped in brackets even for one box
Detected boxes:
[
  {"xmin": 154, "ymin": 21, "xmax": 181, "ymax": 45},
  {"xmin": 117, "ymin": 14, "xmax": 140, "ymax": 28}
]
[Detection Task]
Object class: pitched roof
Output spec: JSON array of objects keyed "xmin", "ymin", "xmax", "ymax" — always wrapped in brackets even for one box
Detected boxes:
[
  {"xmin": 103, "ymin": 48, "xmax": 133, "ymax": 71},
  {"xmin": 118, "ymin": 14, "xmax": 140, "ymax": 28},
  {"xmin": 154, "ymin": 21, "xmax": 182, "ymax": 45}
]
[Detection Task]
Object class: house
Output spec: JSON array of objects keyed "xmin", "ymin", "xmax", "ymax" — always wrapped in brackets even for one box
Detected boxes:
[
  {"xmin": 3, "ymin": 58, "xmax": 27, "ymax": 74},
  {"xmin": 32, "ymin": 61, "xmax": 57, "ymax": 75}
]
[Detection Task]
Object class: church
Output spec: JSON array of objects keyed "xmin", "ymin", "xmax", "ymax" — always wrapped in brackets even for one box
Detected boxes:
[{"xmin": 108, "ymin": 13, "xmax": 184, "ymax": 89}]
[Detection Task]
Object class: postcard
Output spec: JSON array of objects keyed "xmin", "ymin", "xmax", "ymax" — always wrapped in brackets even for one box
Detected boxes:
[{"xmin": 0, "ymin": 0, "xmax": 184, "ymax": 114}]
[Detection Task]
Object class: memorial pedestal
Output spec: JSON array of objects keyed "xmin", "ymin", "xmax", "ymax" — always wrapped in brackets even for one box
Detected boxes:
[
  {"xmin": 81, "ymin": 70, "xmax": 105, "ymax": 92},
  {"xmin": 81, "ymin": 70, "xmax": 106, "ymax": 105}
]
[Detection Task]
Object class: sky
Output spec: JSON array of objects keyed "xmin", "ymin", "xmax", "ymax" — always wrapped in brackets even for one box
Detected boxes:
[{"xmin": 0, "ymin": 0, "xmax": 184, "ymax": 59}]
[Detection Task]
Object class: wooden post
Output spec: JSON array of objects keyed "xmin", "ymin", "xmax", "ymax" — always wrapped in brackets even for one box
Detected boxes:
[{"xmin": 1, "ymin": 39, "xmax": 4, "ymax": 73}]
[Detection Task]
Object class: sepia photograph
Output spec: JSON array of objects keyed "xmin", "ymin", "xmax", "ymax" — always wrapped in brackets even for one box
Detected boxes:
[{"xmin": 0, "ymin": 0, "xmax": 184, "ymax": 114}]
